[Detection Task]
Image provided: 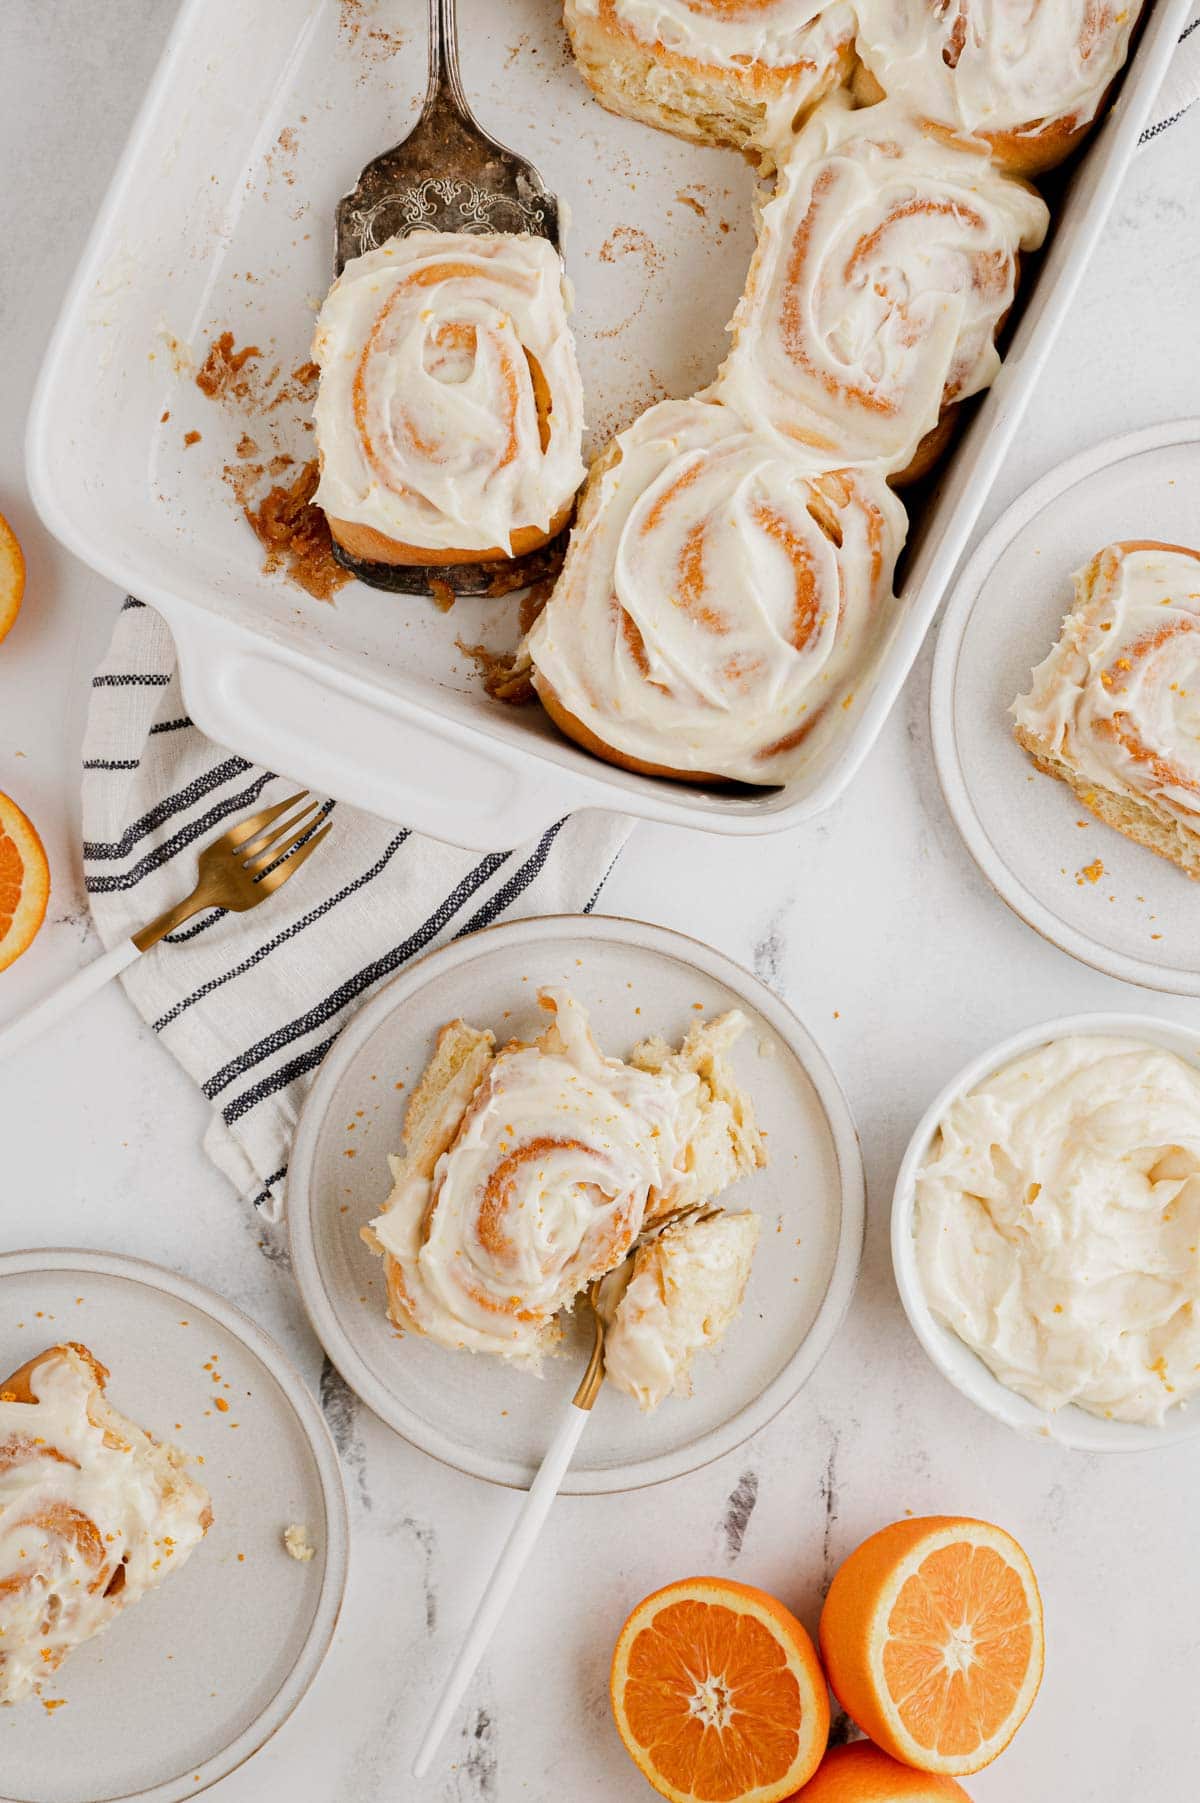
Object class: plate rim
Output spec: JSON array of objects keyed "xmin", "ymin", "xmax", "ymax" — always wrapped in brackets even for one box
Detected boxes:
[
  {"xmin": 287, "ymin": 913, "xmax": 865, "ymax": 1494},
  {"xmin": 0, "ymin": 1247, "xmax": 350, "ymax": 1803},
  {"xmin": 890, "ymin": 1011, "xmax": 1200, "ymax": 1452},
  {"xmin": 930, "ymin": 415, "xmax": 1200, "ymax": 998}
]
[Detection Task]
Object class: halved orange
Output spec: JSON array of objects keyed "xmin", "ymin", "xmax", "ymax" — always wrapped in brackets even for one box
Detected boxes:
[
  {"xmin": 818, "ymin": 1519, "xmax": 1043, "ymax": 1777},
  {"xmin": 0, "ymin": 793, "xmax": 50, "ymax": 973},
  {"xmin": 789, "ymin": 1741, "xmax": 972, "ymax": 1799},
  {"xmin": 0, "ymin": 510, "xmax": 25, "ymax": 645},
  {"xmin": 611, "ymin": 1577, "xmax": 830, "ymax": 1803}
]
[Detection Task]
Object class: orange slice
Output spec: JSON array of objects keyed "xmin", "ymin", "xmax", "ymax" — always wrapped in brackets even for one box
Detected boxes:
[
  {"xmin": 0, "ymin": 511, "xmax": 25, "ymax": 645},
  {"xmin": 819, "ymin": 1518, "xmax": 1043, "ymax": 1777},
  {"xmin": 610, "ymin": 1576, "xmax": 829, "ymax": 1803},
  {"xmin": 0, "ymin": 793, "xmax": 50, "ymax": 973},
  {"xmin": 793, "ymin": 1742, "xmax": 973, "ymax": 1799}
]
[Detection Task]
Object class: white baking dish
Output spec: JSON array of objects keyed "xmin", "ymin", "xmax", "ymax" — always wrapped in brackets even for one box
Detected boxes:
[{"xmin": 27, "ymin": 0, "xmax": 1191, "ymax": 850}]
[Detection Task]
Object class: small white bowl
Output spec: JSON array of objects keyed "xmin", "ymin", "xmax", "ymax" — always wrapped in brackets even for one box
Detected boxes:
[{"xmin": 892, "ymin": 1012, "xmax": 1200, "ymax": 1452}]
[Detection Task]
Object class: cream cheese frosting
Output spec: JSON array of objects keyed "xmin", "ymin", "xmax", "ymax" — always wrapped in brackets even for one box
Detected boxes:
[
  {"xmin": 0, "ymin": 1345, "xmax": 211, "ymax": 1703},
  {"xmin": 600, "ymin": 1210, "xmax": 760, "ymax": 1410},
  {"xmin": 1012, "ymin": 542, "xmax": 1200, "ymax": 830},
  {"xmin": 854, "ymin": 0, "xmax": 1144, "ymax": 143},
  {"xmin": 370, "ymin": 991, "xmax": 705, "ymax": 1363},
  {"xmin": 527, "ymin": 395, "xmax": 907, "ymax": 783},
  {"xmin": 574, "ymin": 0, "xmax": 850, "ymax": 68},
  {"xmin": 312, "ymin": 231, "xmax": 585, "ymax": 556},
  {"xmin": 565, "ymin": 0, "xmax": 857, "ymax": 156},
  {"xmin": 716, "ymin": 95, "xmax": 1048, "ymax": 474},
  {"xmin": 915, "ymin": 1036, "xmax": 1200, "ymax": 1426}
]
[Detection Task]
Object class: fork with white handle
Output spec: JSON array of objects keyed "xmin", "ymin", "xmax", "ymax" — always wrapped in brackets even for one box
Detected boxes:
[
  {"xmin": 0, "ymin": 791, "xmax": 331, "ymax": 1060},
  {"xmin": 412, "ymin": 1203, "xmax": 715, "ymax": 1779}
]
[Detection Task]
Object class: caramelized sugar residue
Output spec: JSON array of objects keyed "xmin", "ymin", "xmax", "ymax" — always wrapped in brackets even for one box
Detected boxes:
[
  {"xmin": 243, "ymin": 461, "xmax": 351, "ymax": 603},
  {"xmin": 454, "ymin": 580, "xmax": 554, "ymax": 705},
  {"xmin": 195, "ymin": 332, "xmax": 262, "ymax": 402},
  {"xmin": 193, "ymin": 333, "xmax": 339, "ymax": 598}
]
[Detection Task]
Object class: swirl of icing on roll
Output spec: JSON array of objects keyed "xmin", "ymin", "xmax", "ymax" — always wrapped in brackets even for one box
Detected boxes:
[
  {"xmin": 0, "ymin": 1344, "xmax": 211, "ymax": 1703},
  {"xmin": 716, "ymin": 95, "xmax": 1049, "ymax": 476},
  {"xmin": 527, "ymin": 396, "xmax": 907, "ymax": 783},
  {"xmin": 370, "ymin": 991, "xmax": 701, "ymax": 1363},
  {"xmin": 854, "ymin": 0, "xmax": 1144, "ymax": 163},
  {"xmin": 312, "ymin": 232, "xmax": 585, "ymax": 557},
  {"xmin": 1013, "ymin": 542, "xmax": 1200, "ymax": 826}
]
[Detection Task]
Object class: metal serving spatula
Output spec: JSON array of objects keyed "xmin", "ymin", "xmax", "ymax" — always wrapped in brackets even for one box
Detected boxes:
[{"xmin": 332, "ymin": 0, "xmax": 566, "ymax": 597}]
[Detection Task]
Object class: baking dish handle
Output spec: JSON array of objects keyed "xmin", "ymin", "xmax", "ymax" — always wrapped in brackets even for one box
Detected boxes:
[{"xmin": 168, "ymin": 613, "xmax": 603, "ymax": 851}]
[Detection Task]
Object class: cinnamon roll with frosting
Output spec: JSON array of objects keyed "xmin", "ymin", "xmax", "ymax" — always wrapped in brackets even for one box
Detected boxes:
[
  {"xmin": 1013, "ymin": 541, "xmax": 1200, "ymax": 880},
  {"xmin": 312, "ymin": 232, "xmax": 585, "ymax": 566},
  {"xmin": 853, "ymin": 0, "xmax": 1146, "ymax": 176},
  {"xmin": 526, "ymin": 396, "xmax": 907, "ymax": 784},
  {"xmin": 365, "ymin": 989, "xmax": 764, "ymax": 1366},
  {"xmin": 0, "ymin": 1343, "xmax": 212, "ymax": 1703},
  {"xmin": 716, "ymin": 95, "xmax": 1049, "ymax": 483},
  {"xmin": 564, "ymin": 0, "xmax": 857, "ymax": 160}
]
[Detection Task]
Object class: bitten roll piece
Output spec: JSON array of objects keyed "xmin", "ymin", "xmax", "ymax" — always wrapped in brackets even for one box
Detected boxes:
[
  {"xmin": 0, "ymin": 1343, "xmax": 212, "ymax": 1704},
  {"xmin": 527, "ymin": 396, "xmax": 907, "ymax": 784},
  {"xmin": 365, "ymin": 990, "xmax": 763, "ymax": 1365},
  {"xmin": 853, "ymin": 0, "xmax": 1145, "ymax": 175},
  {"xmin": 716, "ymin": 95, "xmax": 1049, "ymax": 481},
  {"xmin": 312, "ymin": 232, "xmax": 586, "ymax": 564},
  {"xmin": 599, "ymin": 1210, "xmax": 761, "ymax": 1410}
]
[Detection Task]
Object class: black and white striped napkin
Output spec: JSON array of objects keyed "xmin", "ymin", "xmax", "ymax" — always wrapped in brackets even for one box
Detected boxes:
[
  {"xmin": 81, "ymin": 600, "xmax": 631, "ymax": 1224},
  {"xmin": 1143, "ymin": 11, "xmax": 1200, "ymax": 141}
]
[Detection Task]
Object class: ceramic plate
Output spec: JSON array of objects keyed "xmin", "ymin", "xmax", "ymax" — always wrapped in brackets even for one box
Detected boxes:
[
  {"xmin": 932, "ymin": 418, "xmax": 1200, "ymax": 996},
  {"xmin": 891, "ymin": 1013, "xmax": 1200, "ymax": 1451},
  {"xmin": 0, "ymin": 1250, "xmax": 348, "ymax": 1803},
  {"xmin": 288, "ymin": 916, "xmax": 864, "ymax": 1493}
]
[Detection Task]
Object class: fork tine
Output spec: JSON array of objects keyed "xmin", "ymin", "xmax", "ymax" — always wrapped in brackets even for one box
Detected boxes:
[
  {"xmin": 223, "ymin": 789, "xmax": 308, "ymax": 851},
  {"xmin": 254, "ymin": 822, "xmax": 332, "ymax": 895},
  {"xmin": 243, "ymin": 803, "xmax": 326, "ymax": 875}
]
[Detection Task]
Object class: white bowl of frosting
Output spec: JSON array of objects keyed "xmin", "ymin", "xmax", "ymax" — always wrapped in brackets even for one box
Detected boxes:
[{"xmin": 892, "ymin": 1014, "xmax": 1200, "ymax": 1450}]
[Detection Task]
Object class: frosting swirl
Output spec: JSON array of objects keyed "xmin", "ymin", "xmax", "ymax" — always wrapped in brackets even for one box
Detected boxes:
[
  {"xmin": 916, "ymin": 1036, "xmax": 1200, "ymax": 1426},
  {"xmin": 312, "ymin": 232, "xmax": 585, "ymax": 557},
  {"xmin": 854, "ymin": 0, "xmax": 1144, "ymax": 168},
  {"xmin": 716, "ymin": 96, "xmax": 1048, "ymax": 477},
  {"xmin": 370, "ymin": 991, "xmax": 702, "ymax": 1363},
  {"xmin": 1012, "ymin": 541, "xmax": 1200, "ymax": 833},
  {"xmin": 0, "ymin": 1344, "xmax": 211, "ymax": 1702},
  {"xmin": 527, "ymin": 396, "xmax": 907, "ymax": 783}
]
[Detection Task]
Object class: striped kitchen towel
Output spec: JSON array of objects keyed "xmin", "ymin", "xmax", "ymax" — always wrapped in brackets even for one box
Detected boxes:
[
  {"xmin": 1143, "ymin": 10, "xmax": 1200, "ymax": 142},
  {"xmin": 81, "ymin": 600, "xmax": 631, "ymax": 1224}
]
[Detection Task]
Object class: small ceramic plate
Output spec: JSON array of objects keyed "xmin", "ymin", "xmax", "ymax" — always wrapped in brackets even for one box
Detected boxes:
[
  {"xmin": 288, "ymin": 915, "xmax": 864, "ymax": 1493},
  {"xmin": 0, "ymin": 1250, "xmax": 348, "ymax": 1803},
  {"xmin": 932, "ymin": 418, "xmax": 1200, "ymax": 996},
  {"xmin": 892, "ymin": 1012, "xmax": 1200, "ymax": 1452}
]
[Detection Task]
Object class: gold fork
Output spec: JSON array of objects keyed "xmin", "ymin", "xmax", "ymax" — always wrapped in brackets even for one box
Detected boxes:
[
  {"xmin": 414, "ymin": 1201, "xmax": 719, "ymax": 1778},
  {"xmin": 0, "ymin": 791, "xmax": 331, "ymax": 1059}
]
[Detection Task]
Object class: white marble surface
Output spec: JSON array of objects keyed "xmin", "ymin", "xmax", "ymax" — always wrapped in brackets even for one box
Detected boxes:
[{"xmin": 2, "ymin": 5, "xmax": 1200, "ymax": 1800}]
